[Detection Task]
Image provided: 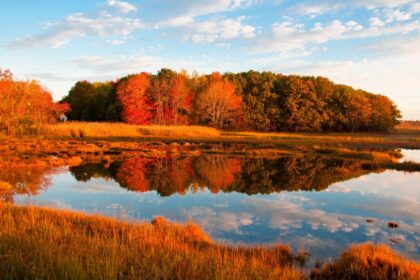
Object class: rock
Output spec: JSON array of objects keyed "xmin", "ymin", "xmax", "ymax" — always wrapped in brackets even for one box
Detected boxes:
[{"xmin": 388, "ymin": 222, "xmax": 399, "ymax": 228}]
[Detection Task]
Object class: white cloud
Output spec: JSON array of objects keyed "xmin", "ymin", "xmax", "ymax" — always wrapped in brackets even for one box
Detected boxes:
[
  {"xmin": 384, "ymin": 9, "xmax": 412, "ymax": 22},
  {"xmin": 106, "ymin": 0, "xmax": 137, "ymax": 14},
  {"xmin": 6, "ymin": 11, "xmax": 144, "ymax": 49},
  {"xmin": 411, "ymin": 2, "xmax": 420, "ymax": 13},
  {"xmin": 252, "ymin": 19, "xmax": 420, "ymax": 53},
  {"xmin": 190, "ymin": 17, "xmax": 256, "ymax": 43},
  {"xmin": 158, "ymin": 16, "xmax": 256, "ymax": 44},
  {"xmin": 163, "ymin": 0, "xmax": 256, "ymax": 18},
  {"xmin": 158, "ymin": 16, "xmax": 195, "ymax": 28},
  {"xmin": 71, "ymin": 54, "xmax": 163, "ymax": 74},
  {"xmin": 290, "ymin": 0, "xmax": 417, "ymax": 16}
]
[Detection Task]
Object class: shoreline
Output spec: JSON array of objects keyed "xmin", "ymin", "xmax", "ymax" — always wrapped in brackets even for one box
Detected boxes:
[{"xmin": 0, "ymin": 203, "xmax": 418, "ymax": 279}]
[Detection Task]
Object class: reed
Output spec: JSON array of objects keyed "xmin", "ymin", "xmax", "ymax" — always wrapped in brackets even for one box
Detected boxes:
[
  {"xmin": 42, "ymin": 122, "xmax": 220, "ymax": 138},
  {"xmin": 311, "ymin": 243, "xmax": 420, "ymax": 280},
  {"xmin": 0, "ymin": 203, "xmax": 303, "ymax": 280}
]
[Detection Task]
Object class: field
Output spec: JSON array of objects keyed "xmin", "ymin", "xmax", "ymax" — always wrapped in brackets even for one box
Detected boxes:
[
  {"xmin": 40, "ymin": 122, "xmax": 420, "ymax": 149},
  {"xmin": 0, "ymin": 203, "xmax": 418, "ymax": 280}
]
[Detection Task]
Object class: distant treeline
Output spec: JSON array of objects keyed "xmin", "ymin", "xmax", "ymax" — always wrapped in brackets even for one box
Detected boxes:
[{"xmin": 61, "ymin": 69, "xmax": 401, "ymax": 132}]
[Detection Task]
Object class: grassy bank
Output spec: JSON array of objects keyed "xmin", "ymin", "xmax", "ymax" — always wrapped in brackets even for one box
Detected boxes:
[
  {"xmin": 312, "ymin": 243, "xmax": 420, "ymax": 279},
  {"xmin": 42, "ymin": 122, "xmax": 221, "ymax": 138},
  {"xmin": 41, "ymin": 122, "xmax": 420, "ymax": 149},
  {"xmin": 0, "ymin": 203, "xmax": 303, "ymax": 280},
  {"xmin": 0, "ymin": 204, "xmax": 419, "ymax": 280}
]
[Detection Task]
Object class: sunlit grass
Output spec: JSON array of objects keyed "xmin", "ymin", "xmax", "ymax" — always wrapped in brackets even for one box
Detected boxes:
[
  {"xmin": 42, "ymin": 122, "xmax": 220, "ymax": 138},
  {"xmin": 396, "ymin": 121, "xmax": 420, "ymax": 132},
  {"xmin": 36, "ymin": 121, "xmax": 420, "ymax": 149},
  {"xmin": 311, "ymin": 243, "xmax": 420, "ymax": 280},
  {"xmin": 0, "ymin": 203, "xmax": 303, "ymax": 280},
  {"xmin": 138, "ymin": 125, "xmax": 220, "ymax": 138},
  {"xmin": 0, "ymin": 204, "xmax": 419, "ymax": 279}
]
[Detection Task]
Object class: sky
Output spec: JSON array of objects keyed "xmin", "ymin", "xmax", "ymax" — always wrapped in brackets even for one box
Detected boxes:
[{"xmin": 0, "ymin": 0, "xmax": 419, "ymax": 119}]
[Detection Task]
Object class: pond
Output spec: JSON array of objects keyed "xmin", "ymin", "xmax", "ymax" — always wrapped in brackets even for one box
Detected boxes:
[{"xmin": 2, "ymin": 149, "xmax": 420, "ymax": 265}]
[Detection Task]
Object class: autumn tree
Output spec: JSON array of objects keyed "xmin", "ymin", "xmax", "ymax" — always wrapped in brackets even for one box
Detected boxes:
[
  {"xmin": 369, "ymin": 95, "xmax": 401, "ymax": 131},
  {"xmin": 225, "ymin": 71, "xmax": 279, "ymax": 131},
  {"xmin": 0, "ymin": 69, "xmax": 69, "ymax": 135},
  {"xmin": 167, "ymin": 73, "xmax": 193, "ymax": 125},
  {"xmin": 195, "ymin": 72, "xmax": 243, "ymax": 129},
  {"xmin": 275, "ymin": 75, "xmax": 324, "ymax": 132},
  {"xmin": 116, "ymin": 73, "xmax": 152, "ymax": 125}
]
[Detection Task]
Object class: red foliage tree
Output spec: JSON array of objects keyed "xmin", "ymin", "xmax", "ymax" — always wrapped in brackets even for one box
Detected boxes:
[
  {"xmin": 116, "ymin": 73, "xmax": 152, "ymax": 125},
  {"xmin": 167, "ymin": 74, "xmax": 193, "ymax": 125}
]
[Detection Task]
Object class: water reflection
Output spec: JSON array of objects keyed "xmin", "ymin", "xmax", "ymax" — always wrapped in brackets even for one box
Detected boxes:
[
  {"xmin": 3, "ymin": 152, "xmax": 420, "ymax": 264},
  {"xmin": 67, "ymin": 155, "xmax": 386, "ymax": 196},
  {"xmin": 0, "ymin": 166, "xmax": 52, "ymax": 202}
]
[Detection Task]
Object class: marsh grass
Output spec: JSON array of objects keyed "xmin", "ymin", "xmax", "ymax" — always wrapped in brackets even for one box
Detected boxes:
[
  {"xmin": 41, "ymin": 122, "xmax": 420, "ymax": 150},
  {"xmin": 0, "ymin": 204, "xmax": 419, "ymax": 279},
  {"xmin": 0, "ymin": 203, "xmax": 303, "ymax": 280},
  {"xmin": 42, "ymin": 122, "xmax": 220, "ymax": 139},
  {"xmin": 311, "ymin": 243, "xmax": 420, "ymax": 280}
]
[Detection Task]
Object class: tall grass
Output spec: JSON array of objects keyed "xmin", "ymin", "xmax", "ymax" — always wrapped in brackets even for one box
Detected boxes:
[
  {"xmin": 0, "ymin": 203, "xmax": 302, "ymax": 280},
  {"xmin": 1, "ymin": 204, "xmax": 419, "ymax": 279},
  {"xmin": 311, "ymin": 243, "xmax": 420, "ymax": 280},
  {"xmin": 42, "ymin": 122, "xmax": 221, "ymax": 139},
  {"xmin": 396, "ymin": 121, "xmax": 420, "ymax": 132}
]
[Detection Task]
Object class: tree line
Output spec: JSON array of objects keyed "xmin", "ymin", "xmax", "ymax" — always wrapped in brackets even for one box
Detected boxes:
[
  {"xmin": 0, "ymin": 68, "xmax": 401, "ymax": 135},
  {"xmin": 62, "ymin": 69, "xmax": 401, "ymax": 132}
]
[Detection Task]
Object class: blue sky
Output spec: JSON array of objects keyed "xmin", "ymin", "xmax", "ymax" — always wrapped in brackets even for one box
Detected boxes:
[{"xmin": 1, "ymin": 0, "xmax": 419, "ymax": 119}]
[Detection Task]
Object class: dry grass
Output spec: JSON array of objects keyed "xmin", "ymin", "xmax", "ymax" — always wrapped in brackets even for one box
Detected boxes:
[
  {"xmin": 138, "ymin": 125, "xmax": 220, "ymax": 138},
  {"xmin": 0, "ymin": 203, "xmax": 303, "ymax": 280},
  {"xmin": 42, "ymin": 122, "xmax": 141, "ymax": 138},
  {"xmin": 42, "ymin": 122, "xmax": 220, "ymax": 138},
  {"xmin": 1, "ymin": 204, "xmax": 419, "ymax": 279},
  {"xmin": 311, "ymin": 243, "xmax": 420, "ymax": 280},
  {"xmin": 396, "ymin": 121, "xmax": 420, "ymax": 132},
  {"xmin": 35, "ymin": 121, "xmax": 420, "ymax": 149}
]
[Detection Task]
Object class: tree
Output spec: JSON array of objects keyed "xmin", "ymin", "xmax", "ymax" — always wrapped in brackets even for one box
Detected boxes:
[
  {"xmin": 195, "ymin": 72, "xmax": 243, "ymax": 128},
  {"xmin": 116, "ymin": 73, "xmax": 152, "ymax": 125},
  {"xmin": 167, "ymin": 74, "xmax": 193, "ymax": 125},
  {"xmin": 369, "ymin": 95, "xmax": 401, "ymax": 131},
  {"xmin": 62, "ymin": 81, "xmax": 120, "ymax": 122},
  {"xmin": 275, "ymin": 76, "xmax": 323, "ymax": 132},
  {"xmin": 0, "ymin": 69, "xmax": 69, "ymax": 135}
]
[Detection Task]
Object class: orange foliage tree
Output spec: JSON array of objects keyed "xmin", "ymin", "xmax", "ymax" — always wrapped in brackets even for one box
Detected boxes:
[
  {"xmin": 0, "ymin": 69, "xmax": 69, "ymax": 135},
  {"xmin": 196, "ymin": 72, "xmax": 242, "ymax": 128},
  {"xmin": 116, "ymin": 73, "xmax": 152, "ymax": 125}
]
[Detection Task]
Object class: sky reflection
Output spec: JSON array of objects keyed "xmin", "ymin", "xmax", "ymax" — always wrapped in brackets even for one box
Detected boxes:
[{"xmin": 9, "ymin": 154, "xmax": 420, "ymax": 263}]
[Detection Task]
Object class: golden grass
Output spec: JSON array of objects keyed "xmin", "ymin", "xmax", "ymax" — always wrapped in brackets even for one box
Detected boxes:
[
  {"xmin": 396, "ymin": 121, "xmax": 420, "ymax": 132},
  {"xmin": 138, "ymin": 125, "xmax": 220, "ymax": 137},
  {"xmin": 0, "ymin": 203, "xmax": 303, "ymax": 280},
  {"xmin": 42, "ymin": 122, "xmax": 220, "ymax": 138},
  {"xmin": 42, "ymin": 122, "xmax": 141, "ymax": 138},
  {"xmin": 1, "ymin": 204, "xmax": 419, "ymax": 279},
  {"xmin": 34, "ymin": 121, "xmax": 420, "ymax": 150},
  {"xmin": 311, "ymin": 243, "xmax": 420, "ymax": 280}
]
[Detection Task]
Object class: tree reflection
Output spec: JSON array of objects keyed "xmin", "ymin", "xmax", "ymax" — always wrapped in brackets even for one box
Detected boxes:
[
  {"xmin": 69, "ymin": 153, "xmax": 391, "ymax": 196},
  {"xmin": 0, "ymin": 166, "xmax": 53, "ymax": 202},
  {"xmin": 193, "ymin": 155, "xmax": 241, "ymax": 193},
  {"xmin": 2, "ymin": 150, "xmax": 411, "ymax": 201}
]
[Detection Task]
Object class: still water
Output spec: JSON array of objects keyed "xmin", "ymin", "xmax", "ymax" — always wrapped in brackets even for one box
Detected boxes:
[{"xmin": 3, "ymin": 150, "xmax": 420, "ymax": 263}]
